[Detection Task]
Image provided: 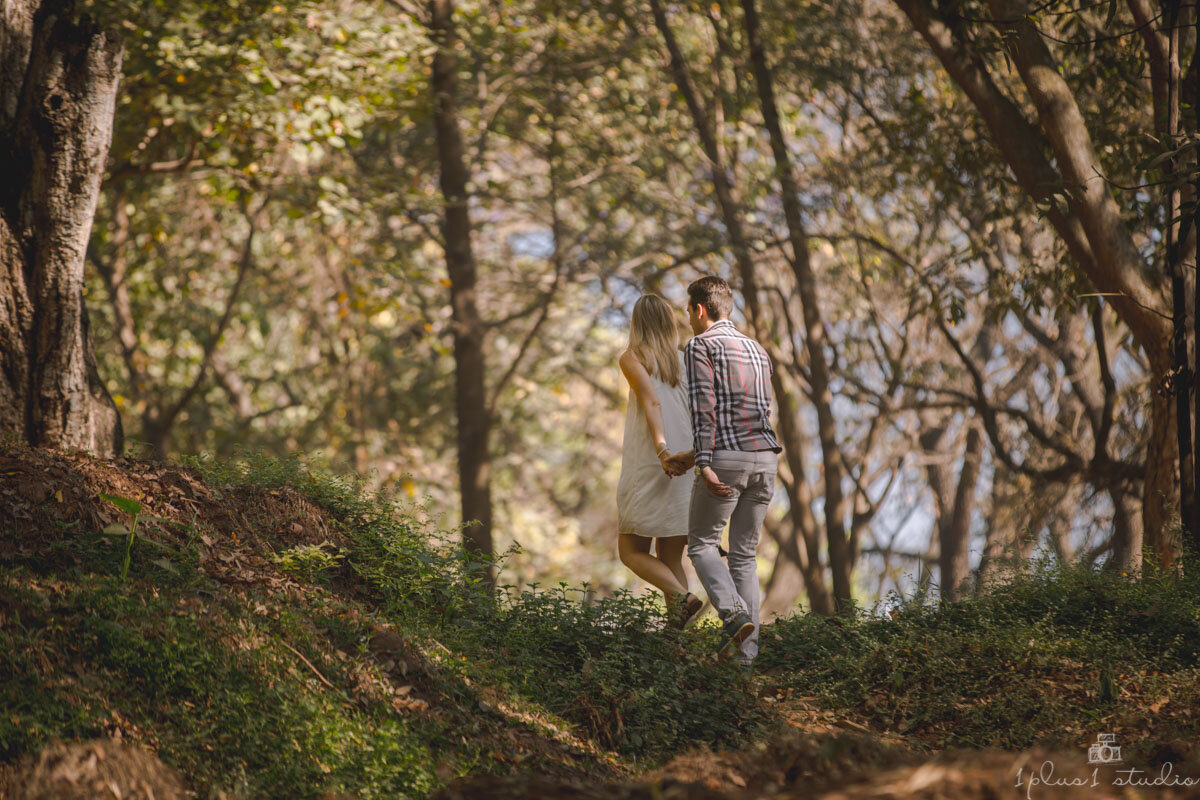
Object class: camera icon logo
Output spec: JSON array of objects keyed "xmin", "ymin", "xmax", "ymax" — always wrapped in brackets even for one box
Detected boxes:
[{"xmin": 1088, "ymin": 733, "xmax": 1122, "ymax": 764}]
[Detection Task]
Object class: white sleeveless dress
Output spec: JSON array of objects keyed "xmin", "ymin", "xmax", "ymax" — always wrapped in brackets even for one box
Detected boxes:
[{"xmin": 617, "ymin": 351, "xmax": 694, "ymax": 538}]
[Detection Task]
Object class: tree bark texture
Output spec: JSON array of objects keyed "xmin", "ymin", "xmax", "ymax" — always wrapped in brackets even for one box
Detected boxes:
[
  {"xmin": 0, "ymin": 0, "xmax": 123, "ymax": 456},
  {"xmin": 428, "ymin": 0, "xmax": 495, "ymax": 583},
  {"xmin": 1141, "ymin": 0, "xmax": 1200, "ymax": 557}
]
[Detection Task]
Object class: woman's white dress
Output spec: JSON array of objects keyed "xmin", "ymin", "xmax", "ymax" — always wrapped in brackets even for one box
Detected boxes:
[{"xmin": 617, "ymin": 351, "xmax": 694, "ymax": 538}]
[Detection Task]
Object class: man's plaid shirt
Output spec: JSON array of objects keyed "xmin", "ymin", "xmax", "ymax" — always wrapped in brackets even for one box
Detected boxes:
[{"xmin": 684, "ymin": 319, "xmax": 782, "ymax": 470}]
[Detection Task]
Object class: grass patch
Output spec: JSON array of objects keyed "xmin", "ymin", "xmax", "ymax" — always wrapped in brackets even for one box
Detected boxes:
[{"xmin": 757, "ymin": 558, "xmax": 1200, "ymax": 753}]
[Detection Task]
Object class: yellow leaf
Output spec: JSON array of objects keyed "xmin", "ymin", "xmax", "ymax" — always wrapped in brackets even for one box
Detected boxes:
[
  {"xmin": 402, "ymin": 480, "xmax": 415, "ymax": 497},
  {"xmin": 54, "ymin": 489, "xmax": 63, "ymax": 502},
  {"xmin": 439, "ymin": 279, "xmax": 452, "ymax": 288}
]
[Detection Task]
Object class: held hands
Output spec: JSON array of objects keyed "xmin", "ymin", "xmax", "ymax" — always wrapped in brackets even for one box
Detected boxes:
[
  {"xmin": 657, "ymin": 448, "xmax": 696, "ymax": 478},
  {"xmin": 656, "ymin": 444, "xmax": 695, "ymax": 477}
]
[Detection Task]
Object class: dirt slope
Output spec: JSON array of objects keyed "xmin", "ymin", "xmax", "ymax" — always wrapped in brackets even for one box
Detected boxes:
[{"xmin": 4, "ymin": 441, "xmax": 1200, "ymax": 799}]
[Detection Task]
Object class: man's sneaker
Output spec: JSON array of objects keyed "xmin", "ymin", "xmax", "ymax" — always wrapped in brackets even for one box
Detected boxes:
[
  {"xmin": 668, "ymin": 592, "xmax": 704, "ymax": 629},
  {"xmin": 719, "ymin": 612, "xmax": 754, "ymax": 655}
]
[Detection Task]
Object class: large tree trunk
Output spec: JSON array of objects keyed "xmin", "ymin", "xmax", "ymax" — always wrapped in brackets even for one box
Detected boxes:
[
  {"xmin": 893, "ymin": 0, "xmax": 1178, "ymax": 569},
  {"xmin": 1109, "ymin": 483, "xmax": 1145, "ymax": 572},
  {"xmin": 741, "ymin": 0, "xmax": 854, "ymax": 610},
  {"xmin": 987, "ymin": 0, "xmax": 1179, "ymax": 570},
  {"xmin": 428, "ymin": 0, "xmax": 494, "ymax": 585},
  {"xmin": 1147, "ymin": 0, "xmax": 1199, "ymax": 557},
  {"xmin": 0, "ymin": 0, "xmax": 123, "ymax": 456}
]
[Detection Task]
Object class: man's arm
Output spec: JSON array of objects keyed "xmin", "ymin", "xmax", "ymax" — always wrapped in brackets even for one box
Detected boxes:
[{"xmin": 685, "ymin": 337, "xmax": 716, "ymax": 470}]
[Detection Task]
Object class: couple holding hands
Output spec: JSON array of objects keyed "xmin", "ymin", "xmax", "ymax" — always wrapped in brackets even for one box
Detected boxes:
[{"xmin": 616, "ymin": 276, "xmax": 781, "ymax": 668}]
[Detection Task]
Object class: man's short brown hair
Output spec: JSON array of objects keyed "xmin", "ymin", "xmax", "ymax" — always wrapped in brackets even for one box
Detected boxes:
[{"xmin": 687, "ymin": 276, "xmax": 734, "ymax": 321}]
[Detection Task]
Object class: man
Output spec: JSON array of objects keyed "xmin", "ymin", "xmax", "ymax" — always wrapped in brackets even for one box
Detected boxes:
[{"xmin": 674, "ymin": 276, "xmax": 781, "ymax": 667}]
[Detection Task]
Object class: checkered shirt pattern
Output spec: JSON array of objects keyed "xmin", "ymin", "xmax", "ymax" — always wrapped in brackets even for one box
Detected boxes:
[{"xmin": 683, "ymin": 320, "xmax": 782, "ymax": 470}]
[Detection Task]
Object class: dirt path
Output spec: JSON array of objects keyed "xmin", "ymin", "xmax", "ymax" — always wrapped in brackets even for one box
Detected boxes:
[{"xmin": 436, "ymin": 692, "xmax": 1200, "ymax": 800}]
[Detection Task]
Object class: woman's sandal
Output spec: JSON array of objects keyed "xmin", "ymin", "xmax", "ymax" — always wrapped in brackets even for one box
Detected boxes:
[{"xmin": 668, "ymin": 591, "xmax": 704, "ymax": 629}]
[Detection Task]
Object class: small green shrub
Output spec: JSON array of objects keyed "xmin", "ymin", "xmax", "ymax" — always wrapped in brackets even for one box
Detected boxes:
[{"xmin": 273, "ymin": 543, "xmax": 345, "ymax": 584}]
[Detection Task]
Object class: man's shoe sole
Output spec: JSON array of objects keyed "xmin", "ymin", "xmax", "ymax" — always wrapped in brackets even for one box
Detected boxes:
[
  {"xmin": 719, "ymin": 620, "xmax": 755, "ymax": 654},
  {"xmin": 730, "ymin": 620, "xmax": 755, "ymax": 645}
]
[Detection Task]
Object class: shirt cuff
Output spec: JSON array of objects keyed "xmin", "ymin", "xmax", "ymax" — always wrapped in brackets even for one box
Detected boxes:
[{"xmin": 694, "ymin": 450, "xmax": 712, "ymax": 470}]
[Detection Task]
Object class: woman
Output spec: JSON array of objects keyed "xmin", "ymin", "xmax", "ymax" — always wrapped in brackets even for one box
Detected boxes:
[{"xmin": 616, "ymin": 294, "xmax": 703, "ymax": 628}]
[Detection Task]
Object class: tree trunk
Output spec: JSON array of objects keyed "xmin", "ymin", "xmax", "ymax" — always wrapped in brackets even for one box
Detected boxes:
[
  {"xmin": 428, "ymin": 0, "xmax": 494, "ymax": 584},
  {"xmin": 1146, "ymin": 345, "xmax": 1182, "ymax": 570},
  {"xmin": 774, "ymin": 399, "xmax": 836, "ymax": 616},
  {"xmin": 987, "ymin": 0, "xmax": 1178, "ymax": 568},
  {"xmin": 1109, "ymin": 483, "xmax": 1145, "ymax": 573},
  {"xmin": 741, "ymin": 0, "xmax": 853, "ymax": 611},
  {"xmin": 0, "ymin": 0, "xmax": 123, "ymax": 456},
  {"xmin": 760, "ymin": 514, "xmax": 809, "ymax": 619},
  {"xmin": 894, "ymin": 0, "xmax": 1178, "ymax": 567},
  {"xmin": 1195, "ymin": 7, "xmax": 1200, "ymax": 564},
  {"xmin": 920, "ymin": 420, "xmax": 983, "ymax": 603},
  {"xmin": 1135, "ymin": 0, "xmax": 1196, "ymax": 561}
]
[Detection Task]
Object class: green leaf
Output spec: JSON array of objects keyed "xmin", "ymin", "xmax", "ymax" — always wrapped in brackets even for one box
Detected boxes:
[{"xmin": 100, "ymin": 493, "xmax": 142, "ymax": 515}]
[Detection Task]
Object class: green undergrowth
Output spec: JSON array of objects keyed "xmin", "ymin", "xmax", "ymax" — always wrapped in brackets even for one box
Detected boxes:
[
  {"xmin": 0, "ymin": 574, "xmax": 439, "ymax": 798},
  {"xmin": 757, "ymin": 556, "xmax": 1200, "ymax": 755},
  {"xmin": 7, "ymin": 447, "xmax": 1200, "ymax": 797},
  {"xmin": 0, "ymin": 450, "xmax": 763, "ymax": 799},
  {"xmin": 185, "ymin": 451, "xmax": 764, "ymax": 757}
]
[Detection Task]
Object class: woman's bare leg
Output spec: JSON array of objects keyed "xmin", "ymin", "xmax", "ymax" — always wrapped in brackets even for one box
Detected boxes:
[
  {"xmin": 619, "ymin": 533, "xmax": 688, "ymax": 597},
  {"xmin": 655, "ymin": 536, "xmax": 690, "ymax": 601}
]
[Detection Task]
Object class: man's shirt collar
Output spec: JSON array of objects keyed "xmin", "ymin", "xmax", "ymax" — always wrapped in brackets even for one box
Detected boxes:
[{"xmin": 698, "ymin": 319, "xmax": 737, "ymax": 337}]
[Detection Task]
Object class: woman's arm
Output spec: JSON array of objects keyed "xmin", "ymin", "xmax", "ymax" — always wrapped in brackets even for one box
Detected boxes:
[{"xmin": 619, "ymin": 350, "xmax": 673, "ymax": 465}]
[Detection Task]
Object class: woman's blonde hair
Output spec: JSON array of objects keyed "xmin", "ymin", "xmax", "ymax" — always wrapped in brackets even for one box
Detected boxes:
[{"xmin": 629, "ymin": 294, "xmax": 682, "ymax": 387}]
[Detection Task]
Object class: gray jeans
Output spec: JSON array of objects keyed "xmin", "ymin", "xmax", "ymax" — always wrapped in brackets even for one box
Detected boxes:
[{"xmin": 687, "ymin": 449, "xmax": 777, "ymax": 664}]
